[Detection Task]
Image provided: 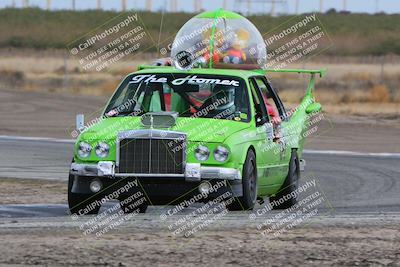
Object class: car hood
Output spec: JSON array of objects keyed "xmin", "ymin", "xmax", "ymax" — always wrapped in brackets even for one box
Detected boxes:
[{"xmin": 79, "ymin": 116, "xmax": 251, "ymax": 143}]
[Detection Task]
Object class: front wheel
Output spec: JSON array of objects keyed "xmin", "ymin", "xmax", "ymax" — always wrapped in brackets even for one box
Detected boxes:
[
  {"xmin": 227, "ymin": 149, "xmax": 257, "ymax": 211},
  {"xmin": 270, "ymin": 149, "xmax": 300, "ymax": 209}
]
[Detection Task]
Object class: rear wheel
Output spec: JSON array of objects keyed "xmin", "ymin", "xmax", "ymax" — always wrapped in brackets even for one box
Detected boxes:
[
  {"xmin": 270, "ymin": 149, "xmax": 300, "ymax": 209},
  {"xmin": 227, "ymin": 149, "xmax": 257, "ymax": 211},
  {"xmin": 68, "ymin": 174, "xmax": 101, "ymax": 215}
]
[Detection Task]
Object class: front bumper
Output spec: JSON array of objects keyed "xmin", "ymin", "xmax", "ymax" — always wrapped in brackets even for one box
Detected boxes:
[
  {"xmin": 70, "ymin": 161, "xmax": 242, "ymax": 182},
  {"xmin": 69, "ymin": 162, "xmax": 243, "ymax": 200}
]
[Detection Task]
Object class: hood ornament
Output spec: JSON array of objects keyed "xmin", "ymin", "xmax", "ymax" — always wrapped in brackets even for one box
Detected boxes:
[{"xmin": 141, "ymin": 111, "xmax": 178, "ymax": 128}]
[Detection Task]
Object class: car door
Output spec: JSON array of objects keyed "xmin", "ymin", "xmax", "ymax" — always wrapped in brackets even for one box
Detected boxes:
[
  {"xmin": 258, "ymin": 76, "xmax": 292, "ymax": 164},
  {"xmin": 255, "ymin": 76, "xmax": 291, "ymax": 160},
  {"xmin": 248, "ymin": 77, "xmax": 286, "ymax": 193}
]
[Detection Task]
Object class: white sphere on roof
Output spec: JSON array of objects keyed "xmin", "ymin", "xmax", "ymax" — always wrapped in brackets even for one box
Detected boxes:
[{"xmin": 171, "ymin": 9, "xmax": 267, "ymax": 70}]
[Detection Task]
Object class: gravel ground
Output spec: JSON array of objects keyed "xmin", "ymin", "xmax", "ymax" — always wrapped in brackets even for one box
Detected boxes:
[
  {"xmin": 0, "ymin": 226, "xmax": 399, "ymax": 266},
  {"xmin": 0, "ymin": 178, "xmax": 66, "ymax": 204}
]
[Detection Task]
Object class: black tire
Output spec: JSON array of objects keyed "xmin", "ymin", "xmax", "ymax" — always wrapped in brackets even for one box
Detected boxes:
[
  {"xmin": 270, "ymin": 149, "xmax": 300, "ymax": 209},
  {"xmin": 227, "ymin": 149, "xmax": 257, "ymax": 211},
  {"xmin": 68, "ymin": 174, "xmax": 101, "ymax": 215},
  {"xmin": 119, "ymin": 197, "xmax": 148, "ymax": 214}
]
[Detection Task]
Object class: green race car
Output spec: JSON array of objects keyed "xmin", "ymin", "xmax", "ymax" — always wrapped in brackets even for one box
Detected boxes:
[
  {"xmin": 68, "ymin": 9, "xmax": 325, "ymax": 215},
  {"xmin": 68, "ymin": 66, "xmax": 324, "ymax": 215}
]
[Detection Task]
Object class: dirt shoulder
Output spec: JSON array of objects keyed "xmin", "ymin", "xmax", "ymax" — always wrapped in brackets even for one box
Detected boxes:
[
  {"xmin": 0, "ymin": 178, "xmax": 66, "ymax": 204},
  {"xmin": 0, "ymin": 226, "xmax": 398, "ymax": 266}
]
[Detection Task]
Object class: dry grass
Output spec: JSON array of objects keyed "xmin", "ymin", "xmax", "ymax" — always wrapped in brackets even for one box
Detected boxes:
[
  {"xmin": 0, "ymin": 51, "xmax": 399, "ymax": 116},
  {"xmin": 342, "ymin": 72, "xmax": 374, "ymax": 82},
  {"xmin": 394, "ymin": 90, "xmax": 400, "ymax": 103},
  {"xmin": 101, "ymin": 80, "xmax": 121, "ymax": 94},
  {"xmin": 0, "ymin": 178, "xmax": 66, "ymax": 204},
  {"xmin": 322, "ymin": 103, "xmax": 400, "ymax": 116},
  {"xmin": 368, "ymin": 84, "xmax": 391, "ymax": 102},
  {"xmin": 283, "ymin": 84, "xmax": 397, "ymax": 105}
]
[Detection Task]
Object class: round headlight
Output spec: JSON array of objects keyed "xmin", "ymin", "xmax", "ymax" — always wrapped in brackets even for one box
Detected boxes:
[
  {"xmin": 78, "ymin": 142, "xmax": 91, "ymax": 158},
  {"xmin": 214, "ymin": 145, "xmax": 229, "ymax": 162},
  {"xmin": 95, "ymin": 142, "xmax": 110, "ymax": 158},
  {"xmin": 89, "ymin": 179, "xmax": 102, "ymax": 193},
  {"xmin": 195, "ymin": 145, "xmax": 210, "ymax": 161},
  {"xmin": 198, "ymin": 181, "xmax": 212, "ymax": 195}
]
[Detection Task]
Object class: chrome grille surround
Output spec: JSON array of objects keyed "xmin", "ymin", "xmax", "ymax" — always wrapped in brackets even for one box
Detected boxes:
[{"xmin": 116, "ymin": 129, "xmax": 187, "ymax": 175}]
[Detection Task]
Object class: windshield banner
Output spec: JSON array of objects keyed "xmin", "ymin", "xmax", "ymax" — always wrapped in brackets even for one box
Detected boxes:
[{"xmin": 129, "ymin": 74, "xmax": 240, "ymax": 87}]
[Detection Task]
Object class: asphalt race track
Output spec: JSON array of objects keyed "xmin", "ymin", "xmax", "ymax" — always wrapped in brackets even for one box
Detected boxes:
[{"xmin": 0, "ymin": 136, "xmax": 400, "ymax": 222}]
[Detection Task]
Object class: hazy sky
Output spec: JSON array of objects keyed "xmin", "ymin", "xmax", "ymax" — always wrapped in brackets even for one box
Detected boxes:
[{"xmin": 1, "ymin": 0, "xmax": 399, "ymax": 14}]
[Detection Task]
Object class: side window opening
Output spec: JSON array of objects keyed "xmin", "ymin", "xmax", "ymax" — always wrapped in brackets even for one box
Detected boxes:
[
  {"xmin": 255, "ymin": 77, "xmax": 286, "ymax": 123},
  {"xmin": 255, "ymin": 78, "xmax": 278, "ymax": 122},
  {"xmin": 249, "ymin": 79, "xmax": 268, "ymax": 127}
]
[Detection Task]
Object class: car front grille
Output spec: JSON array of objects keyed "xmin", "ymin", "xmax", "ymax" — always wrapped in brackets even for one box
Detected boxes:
[{"xmin": 118, "ymin": 135, "xmax": 185, "ymax": 174}]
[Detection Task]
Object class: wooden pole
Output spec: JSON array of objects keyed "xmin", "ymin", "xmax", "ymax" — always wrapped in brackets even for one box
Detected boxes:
[
  {"xmin": 72, "ymin": 0, "xmax": 75, "ymax": 10},
  {"xmin": 342, "ymin": 0, "xmax": 346, "ymax": 11},
  {"xmin": 270, "ymin": 0, "xmax": 275, "ymax": 16},
  {"xmin": 171, "ymin": 0, "xmax": 177, "ymax": 12},
  {"xmin": 146, "ymin": 0, "xmax": 152, "ymax": 11},
  {"xmin": 319, "ymin": 0, "xmax": 323, "ymax": 13},
  {"xmin": 97, "ymin": 0, "xmax": 101, "ymax": 10},
  {"xmin": 295, "ymin": 0, "xmax": 299, "ymax": 14},
  {"xmin": 121, "ymin": 0, "xmax": 126, "ymax": 11},
  {"xmin": 247, "ymin": 0, "xmax": 251, "ymax": 15},
  {"xmin": 47, "ymin": 0, "xmax": 51, "ymax": 10}
]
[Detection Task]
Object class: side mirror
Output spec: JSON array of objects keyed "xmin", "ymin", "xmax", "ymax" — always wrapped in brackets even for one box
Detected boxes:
[
  {"xmin": 305, "ymin": 102, "xmax": 322, "ymax": 114},
  {"xmin": 76, "ymin": 114, "xmax": 85, "ymax": 130}
]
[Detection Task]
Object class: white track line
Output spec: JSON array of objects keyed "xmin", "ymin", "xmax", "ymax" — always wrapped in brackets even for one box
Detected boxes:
[
  {"xmin": 0, "ymin": 135, "xmax": 74, "ymax": 143},
  {"xmin": 303, "ymin": 149, "xmax": 400, "ymax": 158},
  {"xmin": 0, "ymin": 135, "xmax": 398, "ymax": 158}
]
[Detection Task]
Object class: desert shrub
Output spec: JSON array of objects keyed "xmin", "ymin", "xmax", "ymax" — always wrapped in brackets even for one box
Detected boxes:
[
  {"xmin": 0, "ymin": 70, "xmax": 25, "ymax": 87},
  {"xmin": 368, "ymin": 84, "xmax": 390, "ymax": 102}
]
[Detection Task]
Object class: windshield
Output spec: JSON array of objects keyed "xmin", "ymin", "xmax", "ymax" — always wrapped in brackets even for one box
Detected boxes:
[{"xmin": 104, "ymin": 73, "xmax": 250, "ymax": 122}]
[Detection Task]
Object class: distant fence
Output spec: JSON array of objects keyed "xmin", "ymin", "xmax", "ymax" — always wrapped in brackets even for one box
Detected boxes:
[{"xmin": 0, "ymin": 0, "xmax": 396, "ymax": 15}]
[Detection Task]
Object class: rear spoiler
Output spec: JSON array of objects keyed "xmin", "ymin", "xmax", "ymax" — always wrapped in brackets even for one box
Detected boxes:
[
  {"xmin": 255, "ymin": 68, "xmax": 327, "ymax": 97},
  {"xmin": 138, "ymin": 62, "xmax": 326, "ymax": 78},
  {"xmin": 253, "ymin": 68, "xmax": 327, "ymax": 78}
]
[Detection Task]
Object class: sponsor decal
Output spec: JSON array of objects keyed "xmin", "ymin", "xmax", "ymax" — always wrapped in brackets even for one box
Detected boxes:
[{"xmin": 129, "ymin": 74, "xmax": 240, "ymax": 87}]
